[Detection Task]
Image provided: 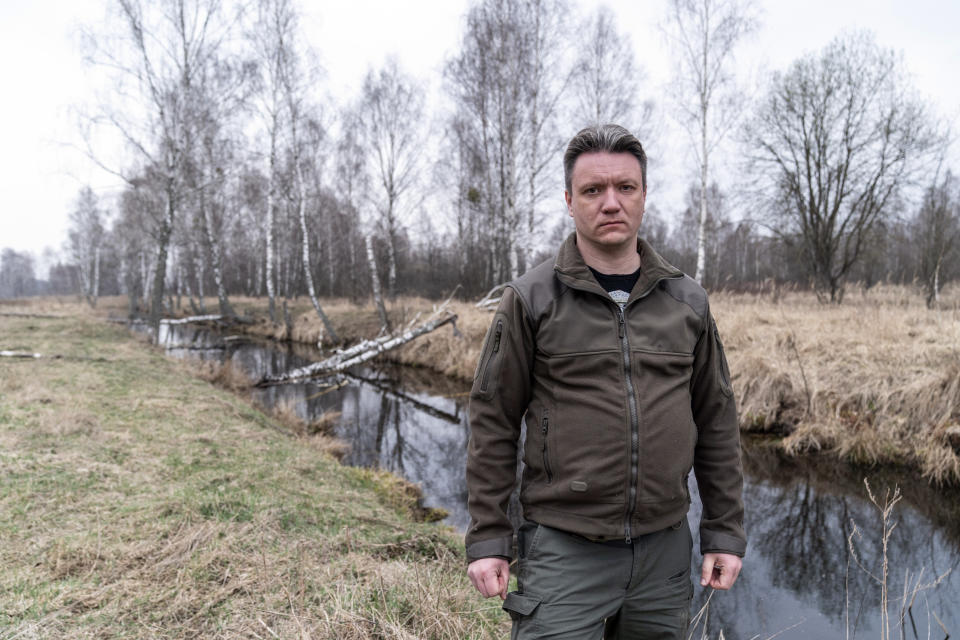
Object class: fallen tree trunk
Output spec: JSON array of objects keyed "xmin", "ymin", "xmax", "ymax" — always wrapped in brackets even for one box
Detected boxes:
[
  {"xmin": 160, "ymin": 314, "xmax": 223, "ymax": 325},
  {"xmin": 0, "ymin": 313, "xmax": 64, "ymax": 319},
  {"xmin": 157, "ymin": 314, "xmax": 256, "ymax": 327},
  {"xmin": 0, "ymin": 351, "xmax": 106, "ymax": 362},
  {"xmin": 256, "ymin": 311, "xmax": 457, "ymax": 387}
]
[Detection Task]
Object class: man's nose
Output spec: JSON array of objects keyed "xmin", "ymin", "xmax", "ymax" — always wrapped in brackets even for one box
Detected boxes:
[{"xmin": 600, "ymin": 186, "xmax": 620, "ymax": 212}]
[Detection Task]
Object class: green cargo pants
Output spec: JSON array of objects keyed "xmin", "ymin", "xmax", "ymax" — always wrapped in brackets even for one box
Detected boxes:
[{"xmin": 502, "ymin": 518, "xmax": 693, "ymax": 639}]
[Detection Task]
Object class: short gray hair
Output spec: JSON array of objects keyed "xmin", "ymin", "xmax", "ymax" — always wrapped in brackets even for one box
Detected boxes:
[{"xmin": 563, "ymin": 124, "xmax": 647, "ymax": 193}]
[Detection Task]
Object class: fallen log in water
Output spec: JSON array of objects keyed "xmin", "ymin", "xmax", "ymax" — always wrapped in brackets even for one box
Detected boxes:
[{"xmin": 256, "ymin": 311, "xmax": 458, "ymax": 387}]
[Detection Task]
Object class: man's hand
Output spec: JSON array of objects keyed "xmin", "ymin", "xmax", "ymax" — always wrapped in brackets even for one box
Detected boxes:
[
  {"xmin": 700, "ymin": 553, "xmax": 742, "ymax": 590},
  {"xmin": 467, "ymin": 557, "xmax": 510, "ymax": 599}
]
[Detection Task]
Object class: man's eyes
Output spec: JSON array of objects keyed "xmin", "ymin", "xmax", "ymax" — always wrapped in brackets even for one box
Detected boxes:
[{"xmin": 581, "ymin": 183, "xmax": 638, "ymax": 195}]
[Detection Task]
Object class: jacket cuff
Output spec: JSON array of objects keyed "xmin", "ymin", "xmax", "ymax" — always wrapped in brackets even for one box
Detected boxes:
[
  {"xmin": 699, "ymin": 530, "xmax": 746, "ymax": 557},
  {"xmin": 466, "ymin": 535, "xmax": 513, "ymax": 563}
]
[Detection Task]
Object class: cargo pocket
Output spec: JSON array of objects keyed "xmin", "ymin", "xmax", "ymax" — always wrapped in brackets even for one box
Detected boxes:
[{"xmin": 502, "ymin": 591, "xmax": 541, "ymax": 621}]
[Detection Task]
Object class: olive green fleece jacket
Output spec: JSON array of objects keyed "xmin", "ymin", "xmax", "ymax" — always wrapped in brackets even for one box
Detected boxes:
[{"xmin": 465, "ymin": 233, "xmax": 746, "ymax": 562}]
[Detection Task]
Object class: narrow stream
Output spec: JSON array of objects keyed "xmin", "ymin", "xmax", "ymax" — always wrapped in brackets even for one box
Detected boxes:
[{"xmin": 155, "ymin": 322, "xmax": 960, "ymax": 639}]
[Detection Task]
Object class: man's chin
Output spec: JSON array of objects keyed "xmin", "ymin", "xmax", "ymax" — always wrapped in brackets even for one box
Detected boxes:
[{"xmin": 594, "ymin": 229, "xmax": 632, "ymax": 244}]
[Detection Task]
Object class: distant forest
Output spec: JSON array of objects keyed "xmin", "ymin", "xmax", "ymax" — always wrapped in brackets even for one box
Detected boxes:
[{"xmin": 2, "ymin": 0, "xmax": 957, "ymax": 312}]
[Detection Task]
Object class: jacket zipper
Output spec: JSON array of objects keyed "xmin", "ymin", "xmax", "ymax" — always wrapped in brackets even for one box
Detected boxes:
[
  {"xmin": 618, "ymin": 306, "xmax": 639, "ymax": 543},
  {"xmin": 479, "ymin": 320, "xmax": 503, "ymax": 393},
  {"xmin": 541, "ymin": 412, "xmax": 553, "ymax": 484},
  {"xmin": 554, "ymin": 270, "xmax": 683, "ymax": 543}
]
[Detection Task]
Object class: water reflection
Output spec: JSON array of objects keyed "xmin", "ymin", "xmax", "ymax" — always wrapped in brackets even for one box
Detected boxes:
[
  {"xmin": 690, "ymin": 445, "xmax": 960, "ymax": 639},
  {"xmin": 153, "ymin": 323, "xmax": 959, "ymax": 638}
]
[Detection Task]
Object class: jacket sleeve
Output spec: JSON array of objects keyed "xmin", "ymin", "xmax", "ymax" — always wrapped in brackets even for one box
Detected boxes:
[
  {"xmin": 465, "ymin": 286, "xmax": 535, "ymax": 562},
  {"xmin": 690, "ymin": 305, "xmax": 747, "ymax": 557}
]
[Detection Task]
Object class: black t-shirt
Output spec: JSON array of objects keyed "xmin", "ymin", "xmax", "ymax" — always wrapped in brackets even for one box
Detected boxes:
[{"xmin": 589, "ymin": 266, "xmax": 641, "ymax": 309}]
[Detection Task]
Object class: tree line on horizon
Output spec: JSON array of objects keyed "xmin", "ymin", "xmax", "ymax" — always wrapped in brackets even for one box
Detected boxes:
[{"xmin": 1, "ymin": 0, "xmax": 957, "ymax": 318}]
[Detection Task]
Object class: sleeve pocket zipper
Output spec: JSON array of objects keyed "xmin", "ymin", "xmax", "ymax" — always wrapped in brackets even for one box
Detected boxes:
[
  {"xmin": 541, "ymin": 412, "xmax": 553, "ymax": 484},
  {"xmin": 479, "ymin": 320, "xmax": 503, "ymax": 393}
]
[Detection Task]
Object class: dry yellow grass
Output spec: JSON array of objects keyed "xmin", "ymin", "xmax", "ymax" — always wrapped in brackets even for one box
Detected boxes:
[{"xmin": 714, "ymin": 283, "xmax": 960, "ymax": 485}]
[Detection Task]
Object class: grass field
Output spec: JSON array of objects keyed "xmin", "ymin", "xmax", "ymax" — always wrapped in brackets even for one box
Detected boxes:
[{"xmin": 0, "ymin": 308, "xmax": 508, "ymax": 638}]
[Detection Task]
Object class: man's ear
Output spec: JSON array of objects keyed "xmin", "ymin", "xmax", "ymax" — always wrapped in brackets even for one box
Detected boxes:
[{"xmin": 564, "ymin": 190, "xmax": 573, "ymax": 215}]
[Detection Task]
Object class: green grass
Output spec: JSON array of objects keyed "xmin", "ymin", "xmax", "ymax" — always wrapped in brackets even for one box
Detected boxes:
[{"xmin": 0, "ymin": 312, "xmax": 507, "ymax": 639}]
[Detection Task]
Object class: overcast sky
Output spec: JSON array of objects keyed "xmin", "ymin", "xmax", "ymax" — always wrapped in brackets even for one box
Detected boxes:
[{"xmin": 2, "ymin": 0, "xmax": 958, "ymax": 272}]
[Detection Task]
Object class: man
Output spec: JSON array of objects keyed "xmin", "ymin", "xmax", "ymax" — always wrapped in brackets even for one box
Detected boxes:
[{"xmin": 465, "ymin": 124, "xmax": 746, "ymax": 639}]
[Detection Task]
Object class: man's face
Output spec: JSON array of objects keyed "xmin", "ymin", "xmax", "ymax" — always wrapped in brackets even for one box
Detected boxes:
[{"xmin": 565, "ymin": 151, "xmax": 646, "ymax": 255}]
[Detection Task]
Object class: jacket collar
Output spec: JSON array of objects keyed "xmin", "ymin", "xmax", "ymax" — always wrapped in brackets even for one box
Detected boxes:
[{"xmin": 553, "ymin": 232, "xmax": 684, "ymax": 303}]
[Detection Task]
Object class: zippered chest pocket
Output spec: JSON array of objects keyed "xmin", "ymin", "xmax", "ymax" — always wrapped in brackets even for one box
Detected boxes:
[{"xmin": 472, "ymin": 315, "xmax": 505, "ymax": 398}]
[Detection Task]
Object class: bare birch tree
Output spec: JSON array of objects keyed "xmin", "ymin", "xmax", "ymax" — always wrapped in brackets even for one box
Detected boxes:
[
  {"xmin": 251, "ymin": 0, "xmax": 337, "ymax": 340},
  {"xmin": 518, "ymin": 0, "xmax": 569, "ymax": 276},
  {"xmin": 116, "ymin": 178, "xmax": 162, "ymax": 315},
  {"xmin": 334, "ymin": 107, "xmax": 370, "ymax": 298},
  {"xmin": 83, "ymin": 0, "xmax": 233, "ymax": 332},
  {"xmin": 187, "ymin": 49, "xmax": 252, "ymax": 319},
  {"xmin": 249, "ymin": 0, "xmax": 288, "ymax": 323},
  {"xmin": 914, "ymin": 170, "xmax": 960, "ymax": 308},
  {"xmin": 663, "ymin": 0, "xmax": 757, "ymax": 284},
  {"xmin": 446, "ymin": 0, "xmax": 567, "ymax": 283},
  {"xmin": 67, "ymin": 186, "xmax": 106, "ymax": 307},
  {"xmin": 570, "ymin": 6, "xmax": 651, "ymax": 135},
  {"xmin": 339, "ymin": 104, "xmax": 392, "ymax": 332},
  {"xmin": 358, "ymin": 58, "xmax": 424, "ymax": 298},
  {"xmin": 747, "ymin": 32, "xmax": 946, "ymax": 302},
  {"xmin": 274, "ymin": 0, "xmax": 338, "ymax": 342}
]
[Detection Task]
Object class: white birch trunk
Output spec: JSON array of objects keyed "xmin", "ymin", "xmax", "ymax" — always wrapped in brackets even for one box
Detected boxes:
[
  {"xmin": 78, "ymin": 252, "xmax": 91, "ymax": 304},
  {"xmin": 386, "ymin": 233, "xmax": 397, "ymax": 298},
  {"xmin": 148, "ymin": 187, "xmax": 176, "ymax": 331},
  {"xmin": 933, "ymin": 257, "xmax": 941, "ymax": 306},
  {"xmin": 174, "ymin": 252, "xmax": 184, "ymax": 310},
  {"xmin": 695, "ymin": 67, "xmax": 709, "ymax": 284},
  {"xmin": 140, "ymin": 251, "xmax": 148, "ymax": 305},
  {"xmin": 181, "ymin": 258, "xmax": 200, "ymax": 314},
  {"xmin": 92, "ymin": 244, "xmax": 100, "ymax": 308},
  {"xmin": 294, "ymin": 160, "xmax": 339, "ymax": 343},
  {"xmin": 265, "ymin": 124, "xmax": 278, "ymax": 322},
  {"xmin": 118, "ymin": 251, "xmax": 129, "ymax": 298},
  {"xmin": 90, "ymin": 246, "xmax": 100, "ymax": 307},
  {"xmin": 326, "ymin": 213, "xmax": 335, "ymax": 295},
  {"xmin": 365, "ymin": 233, "xmax": 390, "ymax": 332},
  {"xmin": 201, "ymin": 191, "xmax": 234, "ymax": 317},
  {"xmin": 193, "ymin": 249, "xmax": 207, "ymax": 314}
]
